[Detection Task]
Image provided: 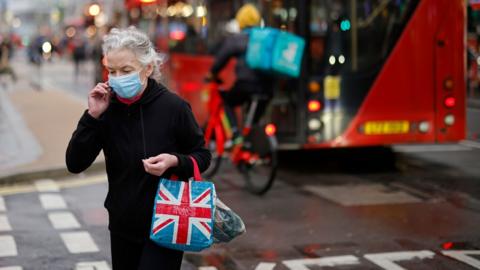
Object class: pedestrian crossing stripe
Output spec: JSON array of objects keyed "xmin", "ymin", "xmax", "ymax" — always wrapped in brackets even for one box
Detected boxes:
[
  {"xmin": 0, "ymin": 196, "xmax": 5, "ymax": 211},
  {"xmin": 60, "ymin": 231, "xmax": 99, "ymax": 254},
  {"xmin": 48, "ymin": 211, "xmax": 81, "ymax": 230},
  {"xmin": 39, "ymin": 194, "xmax": 67, "ymax": 210},
  {"xmin": 0, "ymin": 214, "xmax": 12, "ymax": 232},
  {"xmin": 75, "ymin": 261, "xmax": 110, "ymax": 270},
  {"xmin": 0, "ymin": 235, "xmax": 17, "ymax": 257}
]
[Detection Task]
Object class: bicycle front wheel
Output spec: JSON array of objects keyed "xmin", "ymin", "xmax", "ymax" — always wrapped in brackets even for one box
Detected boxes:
[
  {"xmin": 203, "ymin": 139, "xmax": 223, "ymax": 178},
  {"xmin": 238, "ymin": 125, "xmax": 278, "ymax": 195}
]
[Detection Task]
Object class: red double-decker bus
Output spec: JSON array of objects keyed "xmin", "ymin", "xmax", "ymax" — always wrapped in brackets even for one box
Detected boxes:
[{"xmin": 146, "ymin": 0, "xmax": 466, "ymax": 149}]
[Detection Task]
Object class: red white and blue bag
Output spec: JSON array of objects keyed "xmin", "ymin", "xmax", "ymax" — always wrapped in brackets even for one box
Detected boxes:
[{"xmin": 150, "ymin": 157, "xmax": 215, "ymax": 252}]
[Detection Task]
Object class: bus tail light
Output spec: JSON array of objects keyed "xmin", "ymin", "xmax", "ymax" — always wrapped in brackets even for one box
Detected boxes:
[
  {"xmin": 265, "ymin": 124, "xmax": 277, "ymax": 137},
  {"xmin": 308, "ymin": 119, "xmax": 322, "ymax": 130},
  {"xmin": 444, "ymin": 114, "xmax": 455, "ymax": 126},
  {"xmin": 444, "ymin": 78, "xmax": 453, "ymax": 90},
  {"xmin": 308, "ymin": 100, "xmax": 321, "ymax": 112},
  {"xmin": 418, "ymin": 121, "xmax": 430, "ymax": 133},
  {"xmin": 444, "ymin": 97, "xmax": 456, "ymax": 108}
]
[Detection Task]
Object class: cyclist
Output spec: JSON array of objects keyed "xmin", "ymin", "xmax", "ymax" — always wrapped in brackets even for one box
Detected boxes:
[{"xmin": 207, "ymin": 3, "xmax": 273, "ymax": 145}]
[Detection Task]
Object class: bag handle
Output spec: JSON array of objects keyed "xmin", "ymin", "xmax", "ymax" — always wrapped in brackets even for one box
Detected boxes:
[{"xmin": 190, "ymin": 156, "xmax": 202, "ymax": 181}]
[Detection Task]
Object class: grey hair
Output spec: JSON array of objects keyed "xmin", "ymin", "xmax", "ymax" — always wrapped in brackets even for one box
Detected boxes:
[{"xmin": 102, "ymin": 26, "xmax": 163, "ymax": 82}]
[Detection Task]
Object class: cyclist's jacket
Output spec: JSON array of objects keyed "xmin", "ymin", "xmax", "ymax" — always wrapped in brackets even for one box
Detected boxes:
[
  {"xmin": 211, "ymin": 31, "xmax": 265, "ymax": 84},
  {"xmin": 66, "ymin": 78, "xmax": 211, "ymax": 242}
]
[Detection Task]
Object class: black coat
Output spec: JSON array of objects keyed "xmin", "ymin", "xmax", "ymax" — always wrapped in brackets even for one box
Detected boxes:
[
  {"xmin": 66, "ymin": 78, "xmax": 211, "ymax": 241},
  {"xmin": 210, "ymin": 31, "xmax": 261, "ymax": 83}
]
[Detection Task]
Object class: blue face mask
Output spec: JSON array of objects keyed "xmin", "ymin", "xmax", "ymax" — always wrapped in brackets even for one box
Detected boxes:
[{"xmin": 108, "ymin": 71, "xmax": 143, "ymax": 99}]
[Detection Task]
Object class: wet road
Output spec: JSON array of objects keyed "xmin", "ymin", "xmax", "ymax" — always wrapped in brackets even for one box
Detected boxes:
[{"xmin": 1, "ymin": 143, "xmax": 480, "ymax": 269}]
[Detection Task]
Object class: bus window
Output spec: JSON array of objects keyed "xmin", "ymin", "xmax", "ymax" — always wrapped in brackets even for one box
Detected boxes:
[{"xmin": 310, "ymin": 0, "xmax": 419, "ymax": 77}]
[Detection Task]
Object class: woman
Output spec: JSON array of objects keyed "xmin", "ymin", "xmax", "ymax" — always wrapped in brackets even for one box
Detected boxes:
[{"xmin": 66, "ymin": 27, "xmax": 211, "ymax": 270}]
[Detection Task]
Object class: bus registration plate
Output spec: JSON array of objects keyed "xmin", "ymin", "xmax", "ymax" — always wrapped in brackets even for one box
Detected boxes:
[{"xmin": 364, "ymin": 121, "xmax": 409, "ymax": 135}]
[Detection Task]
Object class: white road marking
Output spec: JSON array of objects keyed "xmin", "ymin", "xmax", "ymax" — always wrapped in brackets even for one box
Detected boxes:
[
  {"xmin": 48, "ymin": 212, "xmax": 81, "ymax": 229},
  {"xmin": 75, "ymin": 261, "xmax": 111, "ymax": 270},
  {"xmin": 60, "ymin": 231, "xmax": 99, "ymax": 254},
  {"xmin": 39, "ymin": 194, "xmax": 67, "ymax": 210},
  {"xmin": 198, "ymin": 267, "xmax": 218, "ymax": 270},
  {"xmin": 393, "ymin": 144, "xmax": 471, "ymax": 153},
  {"xmin": 283, "ymin": 255, "xmax": 360, "ymax": 270},
  {"xmin": 303, "ymin": 184, "xmax": 422, "ymax": 206},
  {"xmin": 460, "ymin": 140, "xmax": 480, "ymax": 150},
  {"xmin": 364, "ymin": 250, "xmax": 435, "ymax": 270},
  {"xmin": 442, "ymin": 250, "xmax": 480, "ymax": 269},
  {"xmin": 0, "ymin": 214, "xmax": 12, "ymax": 232},
  {"xmin": 0, "ymin": 235, "xmax": 17, "ymax": 257},
  {"xmin": 34, "ymin": 179, "xmax": 60, "ymax": 192},
  {"xmin": 0, "ymin": 267, "xmax": 23, "ymax": 270},
  {"xmin": 255, "ymin": 262, "xmax": 276, "ymax": 270},
  {"xmin": 0, "ymin": 196, "xmax": 5, "ymax": 211},
  {"xmin": 0, "ymin": 174, "xmax": 107, "ymax": 196},
  {"xmin": 0, "ymin": 184, "xmax": 36, "ymax": 196},
  {"xmin": 58, "ymin": 174, "xmax": 107, "ymax": 189}
]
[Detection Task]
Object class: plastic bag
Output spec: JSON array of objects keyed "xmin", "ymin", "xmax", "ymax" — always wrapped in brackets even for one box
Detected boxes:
[{"xmin": 213, "ymin": 198, "xmax": 246, "ymax": 243}]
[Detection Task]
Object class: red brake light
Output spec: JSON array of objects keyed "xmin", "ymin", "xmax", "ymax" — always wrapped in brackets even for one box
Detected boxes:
[
  {"xmin": 442, "ymin": 242, "xmax": 453, "ymax": 250},
  {"xmin": 444, "ymin": 97, "xmax": 455, "ymax": 108},
  {"xmin": 265, "ymin": 124, "xmax": 276, "ymax": 137},
  {"xmin": 308, "ymin": 100, "xmax": 321, "ymax": 112}
]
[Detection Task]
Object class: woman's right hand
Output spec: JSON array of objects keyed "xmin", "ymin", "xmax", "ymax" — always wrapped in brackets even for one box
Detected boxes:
[{"xmin": 88, "ymin": 82, "xmax": 111, "ymax": 119}]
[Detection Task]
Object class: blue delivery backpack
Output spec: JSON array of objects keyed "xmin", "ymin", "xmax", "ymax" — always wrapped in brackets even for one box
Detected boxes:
[{"xmin": 245, "ymin": 27, "xmax": 305, "ymax": 78}]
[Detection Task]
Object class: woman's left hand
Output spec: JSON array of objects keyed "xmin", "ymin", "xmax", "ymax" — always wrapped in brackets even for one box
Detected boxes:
[{"xmin": 142, "ymin": 154, "xmax": 178, "ymax": 176}]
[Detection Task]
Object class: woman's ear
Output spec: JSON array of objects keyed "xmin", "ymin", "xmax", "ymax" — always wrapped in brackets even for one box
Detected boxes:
[{"xmin": 145, "ymin": 63, "xmax": 154, "ymax": 77}]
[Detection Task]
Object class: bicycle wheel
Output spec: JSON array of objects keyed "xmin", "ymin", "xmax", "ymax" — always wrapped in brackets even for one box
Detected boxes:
[
  {"xmin": 237, "ymin": 124, "xmax": 278, "ymax": 195},
  {"xmin": 203, "ymin": 139, "xmax": 223, "ymax": 178}
]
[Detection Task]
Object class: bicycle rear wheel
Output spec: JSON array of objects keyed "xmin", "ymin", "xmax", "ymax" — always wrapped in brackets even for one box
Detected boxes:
[{"xmin": 237, "ymin": 125, "xmax": 278, "ymax": 195}]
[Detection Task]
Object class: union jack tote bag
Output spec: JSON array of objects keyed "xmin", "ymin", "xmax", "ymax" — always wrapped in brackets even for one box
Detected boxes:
[{"xmin": 150, "ymin": 157, "xmax": 215, "ymax": 252}]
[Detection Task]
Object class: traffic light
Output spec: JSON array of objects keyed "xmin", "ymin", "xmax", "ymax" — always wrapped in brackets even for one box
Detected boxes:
[{"xmin": 340, "ymin": 19, "xmax": 351, "ymax": 31}]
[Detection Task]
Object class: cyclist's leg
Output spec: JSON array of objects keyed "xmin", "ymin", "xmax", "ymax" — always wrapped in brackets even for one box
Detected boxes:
[
  {"xmin": 252, "ymin": 99, "xmax": 270, "ymax": 124},
  {"xmin": 220, "ymin": 82, "xmax": 251, "ymax": 139}
]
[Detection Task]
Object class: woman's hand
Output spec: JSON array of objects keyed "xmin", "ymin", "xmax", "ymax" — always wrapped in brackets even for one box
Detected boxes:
[
  {"xmin": 142, "ymin": 154, "xmax": 179, "ymax": 177},
  {"xmin": 88, "ymin": 82, "xmax": 111, "ymax": 119}
]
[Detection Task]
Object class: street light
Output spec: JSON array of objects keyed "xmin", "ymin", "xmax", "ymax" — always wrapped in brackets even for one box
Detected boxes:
[{"xmin": 88, "ymin": 4, "xmax": 101, "ymax": 17}]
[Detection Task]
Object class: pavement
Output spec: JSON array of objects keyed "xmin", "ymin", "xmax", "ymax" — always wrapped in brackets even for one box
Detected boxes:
[{"xmin": 0, "ymin": 54, "xmax": 105, "ymax": 184}]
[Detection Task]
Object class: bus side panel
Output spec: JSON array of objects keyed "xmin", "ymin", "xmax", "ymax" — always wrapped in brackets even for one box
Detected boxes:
[
  {"xmin": 328, "ymin": 0, "xmax": 465, "ymax": 147},
  {"xmin": 167, "ymin": 53, "xmax": 236, "ymax": 126}
]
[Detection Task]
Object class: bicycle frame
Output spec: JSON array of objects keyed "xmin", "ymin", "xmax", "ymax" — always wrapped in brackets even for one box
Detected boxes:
[
  {"xmin": 204, "ymin": 81, "xmax": 269, "ymax": 166},
  {"xmin": 204, "ymin": 81, "xmax": 228, "ymax": 156}
]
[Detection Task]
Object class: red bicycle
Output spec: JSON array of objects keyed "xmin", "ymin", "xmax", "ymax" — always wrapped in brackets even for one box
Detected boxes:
[{"xmin": 203, "ymin": 78, "xmax": 278, "ymax": 195}]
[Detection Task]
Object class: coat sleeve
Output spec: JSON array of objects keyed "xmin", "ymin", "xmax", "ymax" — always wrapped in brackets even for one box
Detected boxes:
[
  {"xmin": 171, "ymin": 101, "xmax": 211, "ymax": 179},
  {"xmin": 65, "ymin": 110, "xmax": 103, "ymax": 173}
]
